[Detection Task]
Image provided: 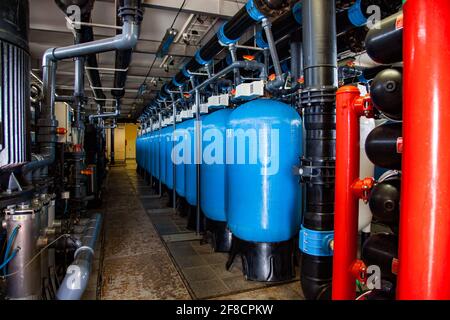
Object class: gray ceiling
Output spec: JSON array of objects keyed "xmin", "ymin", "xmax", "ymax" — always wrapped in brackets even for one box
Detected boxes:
[{"xmin": 29, "ymin": 0, "xmax": 246, "ymax": 121}]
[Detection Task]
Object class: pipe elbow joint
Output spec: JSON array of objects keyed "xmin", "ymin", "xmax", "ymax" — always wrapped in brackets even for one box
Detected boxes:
[
  {"xmin": 115, "ymin": 23, "xmax": 139, "ymax": 51},
  {"xmin": 266, "ymin": 75, "xmax": 285, "ymax": 92},
  {"xmin": 43, "ymin": 48, "xmax": 56, "ymax": 66}
]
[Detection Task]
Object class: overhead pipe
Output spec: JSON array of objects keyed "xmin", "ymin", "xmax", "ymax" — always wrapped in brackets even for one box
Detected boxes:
[
  {"xmin": 24, "ymin": 0, "xmax": 142, "ymax": 173},
  {"xmin": 145, "ymin": 0, "xmax": 289, "ymax": 115},
  {"xmin": 166, "ymin": 0, "xmax": 289, "ymax": 93},
  {"xmin": 111, "ymin": 0, "xmax": 143, "ymax": 99},
  {"xmin": 397, "ymin": 0, "xmax": 450, "ymax": 300},
  {"xmin": 332, "ymin": 86, "xmax": 374, "ymax": 300},
  {"xmin": 80, "ymin": 26, "xmax": 107, "ymax": 103},
  {"xmin": 73, "ymin": 32, "xmax": 85, "ymax": 131},
  {"xmin": 298, "ymin": 0, "xmax": 337, "ymax": 300},
  {"xmin": 56, "ymin": 213, "xmax": 102, "ymax": 300},
  {"xmin": 88, "ymin": 99, "xmax": 121, "ymax": 123},
  {"xmin": 55, "ymin": 0, "xmax": 107, "ymax": 103},
  {"xmin": 256, "ymin": 0, "xmax": 403, "ymax": 50}
]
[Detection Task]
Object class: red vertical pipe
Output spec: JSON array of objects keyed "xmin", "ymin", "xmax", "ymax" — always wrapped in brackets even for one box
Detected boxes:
[
  {"xmin": 398, "ymin": 0, "xmax": 450, "ymax": 300},
  {"xmin": 332, "ymin": 86, "xmax": 361, "ymax": 300}
]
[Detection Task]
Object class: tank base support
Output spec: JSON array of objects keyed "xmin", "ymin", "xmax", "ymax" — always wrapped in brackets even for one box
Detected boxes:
[
  {"xmin": 227, "ymin": 236, "xmax": 296, "ymax": 282},
  {"xmin": 205, "ymin": 218, "xmax": 233, "ymax": 252},
  {"xmin": 186, "ymin": 205, "xmax": 205, "ymax": 232}
]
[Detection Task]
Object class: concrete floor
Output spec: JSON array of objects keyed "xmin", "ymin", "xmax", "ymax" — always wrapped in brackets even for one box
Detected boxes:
[{"xmin": 95, "ymin": 161, "xmax": 304, "ymax": 300}]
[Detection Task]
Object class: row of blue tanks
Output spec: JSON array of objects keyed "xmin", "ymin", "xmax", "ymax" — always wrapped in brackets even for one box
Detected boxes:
[{"xmin": 136, "ymin": 98, "xmax": 303, "ymax": 282}]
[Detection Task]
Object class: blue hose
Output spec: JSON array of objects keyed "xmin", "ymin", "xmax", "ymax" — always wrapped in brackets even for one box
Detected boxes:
[
  {"xmin": 0, "ymin": 249, "xmax": 19, "ymax": 270},
  {"xmin": 2, "ymin": 226, "xmax": 20, "ymax": 275}
]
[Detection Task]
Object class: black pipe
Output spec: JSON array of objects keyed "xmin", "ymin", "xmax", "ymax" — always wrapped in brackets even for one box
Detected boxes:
[
  {"xmin": 336, "ymin": 0, "xmax": 402, "ymax": 35},
  {"xmin": 259, "ymin": 0, "xmax": 403, "ymax": 47},
  {"xmin": 365, "ymin": 11, "xmax": 403, "ymax": 64},
  {"xmin": 79, "ymin": 26, "xmax": 107, "ymax": 102},
  {"xmin": 299, "ymin": 0, "xmax": 337, "ymax": 300},
  {"xmin": 111, "ymin": 0, "xmax": 143, "ymax": 99},
  {"xmin": 166, "ymin": 0, "xmax": 291, "ymax": 93},
  {"xmin": 290, "ymin": 29, "xmax": 302, "ymax": 86}
]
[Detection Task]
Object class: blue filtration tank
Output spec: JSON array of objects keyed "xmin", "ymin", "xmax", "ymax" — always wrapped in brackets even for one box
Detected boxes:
[
  {"xmin": 226, "ymin": 99, "xmax": 303, "ymax": 282},
  {"xmin": 184, "ymin": 117, "xmax": 206, "ymax": 232},
  {"xmin": 143, "ymin": 134, "xmax": 149, "ymax": 176},
  {"xmin": 136, "ymin": 136, "xmax": 142, "ymax": 172},
  {"xmin": 166, "ymin": 125, "xmax": 174, "ymax": 190},
  {"xmin": 184, "ymin": 118, "xmax": 197, "ymax": 206},
  {"xmin": 147, "ymin": 133, "xmax": 152, "ymax": 177},
  {"xmin": 152, "ymin": 130, "xmax": 160, "ymax": 180},
  {"xmin": 175, "ymin": 120, "xmax": 188, "ymax": 198},
  {"xmin": 159, "ymin": 126, "xmax": 167, "ymax": 185},
  {"xmin": 200, "ymin": 109, "xmax": 233, "ymax": 252}
]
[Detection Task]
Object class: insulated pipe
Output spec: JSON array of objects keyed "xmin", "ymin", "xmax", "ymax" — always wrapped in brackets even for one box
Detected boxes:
[
  {"xmin": 332, "ymin": 86, "xmax": 373, "ymax": 300},
  {"xmin": 397, "ymin": 0, "xmax": 450, "ymax": 300},
  {"xmin": 299, "ymin": 0, "xmax": 337, "ymax": 301},
  {"xmin": 290, "ymin": 29, "xmax": 302, "ymax": 84},
  {"xmin": 167, "ymin": 0, "xmax": 287, "ymax": 92},
  {"xmin": 111, "ymin": 0, "xmax": 143, "ymax": 99},
  {"xmin": 80, "ymin": 26, "xmax": 107, "ymax": 103},
  {"xmin": 56, "ymin": 213, "xmax": 102, "ymax": 300}
]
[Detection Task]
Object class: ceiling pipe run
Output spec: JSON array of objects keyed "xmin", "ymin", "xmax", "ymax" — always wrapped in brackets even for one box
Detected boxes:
[
  {"xmin": 55, "ymin": 0, "xmax": 107, "ymax": 103},
  {"xmin": 156, "ymin": 0, "xmax": 291, "ymax": 103},
  {"xmin": 23, "ymin": 0, "xmax": 142, "ymax": 174},
  {"xmin": 111, "ymin": 0, "xmax": 143, "ymax": 100}
]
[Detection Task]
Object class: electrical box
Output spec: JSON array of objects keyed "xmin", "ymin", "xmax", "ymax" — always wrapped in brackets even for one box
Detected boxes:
[
  {"xmin": 207, "ymin": 94, "xmax": 229, "ymax": 108},
  {"xmin": 234, "ymin": 80, "xmax": 265, "ymax": 100}
]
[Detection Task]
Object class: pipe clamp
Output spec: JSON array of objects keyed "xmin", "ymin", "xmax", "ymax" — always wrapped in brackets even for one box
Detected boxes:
[{"xmin": 299, "ymin": 226, "xmax": 334, "ymax": 257}]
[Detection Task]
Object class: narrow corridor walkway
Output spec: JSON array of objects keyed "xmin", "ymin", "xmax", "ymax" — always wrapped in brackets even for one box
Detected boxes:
[
  {"xmin": 98, "ymin": 161, "xmax": 303, "ymax": 300},
  {"xmin": 99, "ymin": 163, "xmax": 191, "ymax": 300}
]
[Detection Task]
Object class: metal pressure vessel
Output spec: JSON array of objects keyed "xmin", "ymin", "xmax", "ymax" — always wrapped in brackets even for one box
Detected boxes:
[
  {"xmin": 226, "ymin": 99, "xmax": 303, "ymax": 282},
  {"xmin": 200, "ymin": 109, "xmax": 233, "ymax": 252}
]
